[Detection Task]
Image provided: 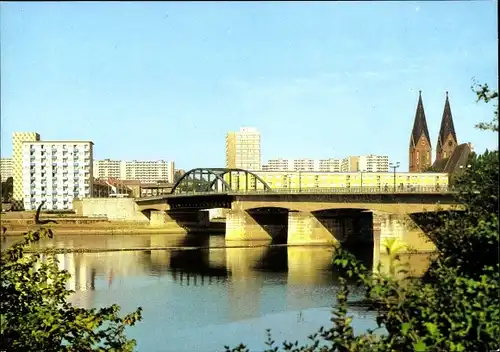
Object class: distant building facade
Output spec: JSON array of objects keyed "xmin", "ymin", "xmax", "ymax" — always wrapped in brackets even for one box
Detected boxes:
[
  {"xmin": 93, "ymin": 159, "xmax": 124, "ymax": 179},
  {"xmin": 340, "ymin": 155, "xmax": 389, "ymax": 172},
  {"xmin": 262, "ymin": 158, "xmax": 342, "ymax": 172},
  {"xmin": 22, "ymin": 140, "xmax": 94, "ymax": 211},
  {"xmin": 124, "ymin": 160, "xmax": 174, "ymax": 183},
  {"xmin": 93, "ymin": 159, "xmax": 175, "ymax": 184},
  {"xmin": 1, "ymin": 158, "xmax": 12, "ymax": 181},
  {"xmin": 226, "ymin": 127, "xmax": 261, "ymax": 170}
]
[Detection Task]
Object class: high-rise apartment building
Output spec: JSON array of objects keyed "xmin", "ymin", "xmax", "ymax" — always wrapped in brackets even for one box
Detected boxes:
[
  {"xmin": 226, "ymin": 127, "xmax": 261, "ymax": 170},
  {"xmin": 125, "ymin": 160, "xmax": 174, "ymax": 183},
  {"xmin": 93, "ymin": 159, "xmax": 175, "ymax": 183},
  {"xmin": 262, "ymin": 158, "xmax": 342, "ymax": 172},
  {"xmin": 22, "ymin": 141, "xmax": 94, "ymax": 211},
  {"xmin": 12, "ymin": 132, "xmax": 41, "ymax": 209},
  {"xmin": 1, "ymin": 158, "xmax": 13, "ymax": 181},
  {"xmin": 93, "ymin": 159, "xmax": 125, "ymax": 179},
  {"xmin": 318, "ymin": 159, "xmax": 342, "ymax": 172},
  {"xmin": 341, "ymin": 156, "xmax": 360, "ymax": 172},
  {"xmin": 262, "ymin": 158, "xmax": 292, "ymax": 171},
  {"xmin": 363, "ymin": 155, "xmax": 390, "ymax": 172}
]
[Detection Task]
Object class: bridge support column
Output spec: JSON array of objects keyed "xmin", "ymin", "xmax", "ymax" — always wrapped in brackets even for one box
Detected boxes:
[
  {"xmin": 372, "ymin": 211, "xmax": 435, "ymax": 256},
  {"xmin": 225, "ymin": 209, "xmax": 272, "ymax": 242},
  {"xmin": 287, "ymin": 211, "xmax": 338, "ymax": 246},
  {"xmin": 149, "ymin": 210, "xmax": 188, "ymax": 233}
]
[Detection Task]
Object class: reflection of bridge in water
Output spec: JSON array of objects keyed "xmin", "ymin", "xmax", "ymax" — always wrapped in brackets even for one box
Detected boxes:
[{"xmin": 51, "ymin": 233, "xmax": 432, "ymax": 320}]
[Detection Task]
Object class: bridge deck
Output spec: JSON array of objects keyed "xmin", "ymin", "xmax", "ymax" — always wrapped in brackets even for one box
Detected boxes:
[{"xmin": 136, "ymin": 187, "xmax": 455, "ymax": 202}]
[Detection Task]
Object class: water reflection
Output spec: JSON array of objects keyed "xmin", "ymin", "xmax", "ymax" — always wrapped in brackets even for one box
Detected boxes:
[{"xmin": 10, "ymin": 234, "xmax": 433, "ymax": 351}]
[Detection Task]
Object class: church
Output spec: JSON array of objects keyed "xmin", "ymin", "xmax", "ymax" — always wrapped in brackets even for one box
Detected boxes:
[{"xmin": 409, "ymin": 91, "xmax": 473, "ymax": 174}]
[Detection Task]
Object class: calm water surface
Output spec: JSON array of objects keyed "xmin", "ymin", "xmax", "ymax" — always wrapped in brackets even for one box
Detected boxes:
[{"xmin": 6, "ymin": 234, "xmax": 432, "ymax": 352}]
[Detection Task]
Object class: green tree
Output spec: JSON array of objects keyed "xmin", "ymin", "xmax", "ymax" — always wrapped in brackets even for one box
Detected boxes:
[
  {"xmin": 472, "ymin": 80, "xmax": 498, "ymax": 132},
  {"xmin": 1, "ymin": 176, "xmax": 13, "ymax": 202},
  {"xmin": 224, "ymin": 83, "xmax": 500, "ymax": 352},
  {"xmin": 0, "ymin": 228, "xmax": 142, "ymax": 351}
]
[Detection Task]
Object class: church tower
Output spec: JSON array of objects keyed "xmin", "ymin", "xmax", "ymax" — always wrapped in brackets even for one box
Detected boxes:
[
  {"xmin": 409, "ymin": 91, "xmax": 432, "ymax": 172},
  {"xmin": 435, "ymin": 91, "xmax": 458, "ymax": 161}
]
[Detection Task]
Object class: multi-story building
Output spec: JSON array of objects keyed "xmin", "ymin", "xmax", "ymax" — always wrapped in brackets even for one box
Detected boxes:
[
  {"xmin": 341, "ymin": 156, "xmax": 360, "ymax": 172},
  {"xmin": 92, "ymin": 160, "xmax": 175, "ymax": 184},
  {"xmin": 93, "ymin": 159, "xmax": 124, "ymax": 179},
  {"xmin": 226, "ymin": 127, "xmax": 261, "ymax": 170},
  {"xmin": 363, "ymin": 155, "xmax": 390, "ymax": 172},
  {"xmin": 1, "ymin": 158, "xmax": 13, "ymax": 181},
  {"xmin": 12, "ymin": 132, "xmax": 41, "ymax": 209},
  {"xmin": 340, "ymin": 155, "xmax": 389, "ymax": 172},
  {"xmin": 262, "ymin": 158, "xmax": 342, "ymax": 172},
  {"xmin": 124, "ymin": 160, "xmax": 174, "ymax": 183},
  {"xmin": 317, "ymin": 159, "xmax": 342, "ymax": 172},
  {"xmin": 262, "ymin": 158, "xmax": 292, "ymax": 171},
  {"xmin": 223, "ymin": 170, "xmax": 449, "ymax": 191},
  {"xmin": 22, "ymin": 141, "xmax": 94, "ymax": 211}
]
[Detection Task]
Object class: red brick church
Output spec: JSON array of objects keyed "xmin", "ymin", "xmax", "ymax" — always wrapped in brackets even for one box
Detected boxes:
[{"xmin": 409, "ymin": 91, "xmax": 471, "ymax": 173}]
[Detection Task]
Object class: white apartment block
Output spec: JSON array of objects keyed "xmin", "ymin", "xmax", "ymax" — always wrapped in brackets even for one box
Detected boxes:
[
  {"xmin": 226, "ymin": 127, "xmax": 261, "ymax": 171},
  {"xmin": 364, "ymin": 154, "xmax": 390, "ymax": 172},
  {"xmin": 22, "ymin": 141, "xmax": 94, "ymax": 211},
  {"xmin": 1, "ymin": 158, "xmax": 13, "ymax": 181},
  {"xmin": 341, "ymin": 155, "xmax": 389, "ymax": 172},
  {"xmin": 318, "ymin": 158, "xmax": 342, "ymax": 172},
  {"xmin": 125, "ymin": 160, "xmax": 174, "ymax": 183},
  {"xmin": 262, "ymin": 158, "xmax": 342, "ymax": 172},
  {"xmin": 93, "ymin": 159, "xmax": 175, "ymax": 183},
  {"xmin": 93, "ymin": 159, "xmax": 125, "ymax": 179}
]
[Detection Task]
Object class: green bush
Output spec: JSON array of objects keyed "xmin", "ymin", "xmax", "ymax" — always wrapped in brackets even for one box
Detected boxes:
[{"xmin": 0, "ymin": 228, "xmax": 142, "ymax": 351}]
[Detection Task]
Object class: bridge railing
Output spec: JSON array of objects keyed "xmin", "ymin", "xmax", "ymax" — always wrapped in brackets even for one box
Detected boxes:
[{"xmin": 155, "ymin": 185, "xmax": 455, "ymax": 198}]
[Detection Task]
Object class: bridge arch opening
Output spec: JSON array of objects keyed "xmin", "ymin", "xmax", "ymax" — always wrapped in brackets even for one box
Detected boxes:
[
  {"xmin": 243, "ymin": 207, "xmax": 291, "ymax": 245},
  {"xmin": 306, "ymin": 208, "xmax": 374, "ymax": 259},
  {"xmin": 171, "ymin": 168, "xmax": 272, "ymax": 194}
]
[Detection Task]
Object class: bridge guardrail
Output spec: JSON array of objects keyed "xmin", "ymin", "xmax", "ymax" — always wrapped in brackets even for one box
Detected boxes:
[{"xmin": 135, "ymin": 185, "xmax": 456, "ymax": 200}]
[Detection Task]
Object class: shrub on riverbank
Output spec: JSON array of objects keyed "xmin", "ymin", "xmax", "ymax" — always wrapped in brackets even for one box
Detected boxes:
[
  {"xmin": 224, "ymin": 84, "xmax": 500, "ymax": 351},
  {"xmin": 0, "ymin": 228, "xmax": 143, "ymax": 351}
]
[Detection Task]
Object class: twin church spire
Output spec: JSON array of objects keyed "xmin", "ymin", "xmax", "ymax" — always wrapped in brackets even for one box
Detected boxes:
[{"xmin": 409, "ymin": 91, "xmax": 458, "ymax": 172}]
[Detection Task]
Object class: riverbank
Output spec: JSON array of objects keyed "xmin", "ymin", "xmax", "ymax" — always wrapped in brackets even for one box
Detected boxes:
[{"xmin": 1, "ymin": 222, "xmax": 225, "ymax": 237}]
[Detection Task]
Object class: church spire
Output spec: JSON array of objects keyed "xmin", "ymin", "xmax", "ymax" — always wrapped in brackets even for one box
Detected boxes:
[
  {"xmin": 436, "ymin": 91, "xmax": 458, "ymax": 161},
  {"xmin": 410, "ymin": 90, "xmax": 431, "ymax": 148},
  {"xmin": 409, "ymin": 90, "xmax": 432, "ymax": 172}
]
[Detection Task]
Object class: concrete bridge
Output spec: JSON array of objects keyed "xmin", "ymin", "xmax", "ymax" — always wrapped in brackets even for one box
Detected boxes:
[{"xmin": 134, "ymin": 168, "xmax": 459, "ymax": 251}]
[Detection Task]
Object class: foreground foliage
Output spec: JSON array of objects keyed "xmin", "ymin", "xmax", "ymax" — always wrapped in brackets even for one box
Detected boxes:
[
  {"xmin": 225, "ymin": 85, "xmax": 500, "ymax": 351},
  {"xmin": 0, "ymin": 228, "xmax": 142, "ymax": 351}
]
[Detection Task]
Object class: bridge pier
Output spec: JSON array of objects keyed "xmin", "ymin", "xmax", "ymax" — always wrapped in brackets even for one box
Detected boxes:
[
  {"xmin": 372, "ymin": 211, "xmax": 435, "ymax": 255},
  {"xmin": 225, "ymin": 209, "xmax": 274, "ymax": 242},
  {"xmin": 287, "ymin": 211, "xmax": 339, "ymax": 246},
  {"xmin": 148, "ymin": 210, "xmax": 210, "ymax": 232}
]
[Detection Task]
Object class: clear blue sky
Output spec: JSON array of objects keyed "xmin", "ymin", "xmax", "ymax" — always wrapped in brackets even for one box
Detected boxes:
[{"xmin": 1, "ymin": 1, "xmax": 498, "ymax": 171}]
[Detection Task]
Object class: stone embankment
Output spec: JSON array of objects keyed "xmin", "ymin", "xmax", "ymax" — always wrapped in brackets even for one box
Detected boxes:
[{"xmin": 0, "ymin": 211, "xmax": 223, "ymax": 236}]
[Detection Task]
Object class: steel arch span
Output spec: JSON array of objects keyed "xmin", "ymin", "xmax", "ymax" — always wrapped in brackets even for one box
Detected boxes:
[{"xmin": 171, "ymin": 168, "xmax": 272, "ymax": 194}]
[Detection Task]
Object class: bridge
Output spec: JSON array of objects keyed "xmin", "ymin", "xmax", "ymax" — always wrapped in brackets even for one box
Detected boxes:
[{"xmin": 135, "ymin": 168, "xmax": 459, "ymax": 251}]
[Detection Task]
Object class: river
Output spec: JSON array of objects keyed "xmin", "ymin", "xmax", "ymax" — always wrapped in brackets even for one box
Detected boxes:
[{"xmin": 3, "ymin": 233, "xmax": 432, "ymax": 352}]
